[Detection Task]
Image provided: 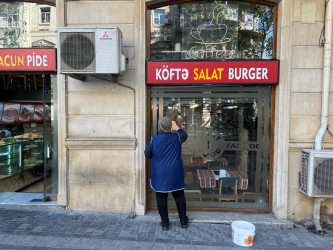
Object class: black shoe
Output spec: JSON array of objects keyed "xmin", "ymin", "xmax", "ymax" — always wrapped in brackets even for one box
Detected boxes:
[
  {"xmin": 180, "ymin": 216, "xmax": 189, "ymax": 228},
  {"xmin": 161, "ymin": 221, "xmax": 169, "ymax": 230}
]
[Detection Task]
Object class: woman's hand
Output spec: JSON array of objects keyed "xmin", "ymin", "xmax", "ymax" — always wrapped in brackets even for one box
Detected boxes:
[{"xmin": 172, "ymin": 121, "xmax": 180, "ymax": 131}]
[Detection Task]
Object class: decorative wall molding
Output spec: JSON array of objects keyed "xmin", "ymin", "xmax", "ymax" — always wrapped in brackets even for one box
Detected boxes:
[
  {"xmin": 65, "ymin": 137, "xmax": 137, "ymax": 150},
  {"xmin": 289, "ymin": 142, "xmax": 333, "ymax": 151},
  {"xmin": 32, "ymin": 39, "xmax": 55, "ymax": 48}
]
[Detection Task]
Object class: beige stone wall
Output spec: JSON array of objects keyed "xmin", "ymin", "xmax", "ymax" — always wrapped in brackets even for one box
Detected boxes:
[
  {"xmin": 68, "ymin": 148, "xmax": 135, "ymax": 212},
  {"xmin": 288, "ymin": 0, "xmax": 333, "ymax": 222},
  {"xmin": 66, "ymin": 78, "xmax": 135, "ymax": 212},
  {"xmin": 57, "ymin": 0, "xmax": 138, "ymax": 212}
]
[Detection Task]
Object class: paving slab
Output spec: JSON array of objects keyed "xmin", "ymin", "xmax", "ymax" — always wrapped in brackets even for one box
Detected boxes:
[{"xmin": 0, "ymin": 208, "xmax": 331, "ymax": 249}]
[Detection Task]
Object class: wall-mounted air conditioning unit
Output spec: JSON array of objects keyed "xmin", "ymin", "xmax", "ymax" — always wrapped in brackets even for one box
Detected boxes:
[
  {"xmin": 299, "ymin": 149, "xmax": 333, "ymax": 197},
  {"xmin": 57, "ymin": 27, "xmax": 126, "ymax": 74}
]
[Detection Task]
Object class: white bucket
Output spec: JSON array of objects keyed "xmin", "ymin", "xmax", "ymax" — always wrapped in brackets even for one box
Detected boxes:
[{"xmin": 231, "ymin": 220, "xmax": 255, "ymax": 247}]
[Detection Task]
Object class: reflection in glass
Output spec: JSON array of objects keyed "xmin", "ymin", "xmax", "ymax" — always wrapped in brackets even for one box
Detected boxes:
[
  {"xmin": 150, "ymin": 1, "xmax": 274, "ymax": 60},
  {"xmin": 0, "ymin": 2, "xmax": 56, "ymax": 48}
]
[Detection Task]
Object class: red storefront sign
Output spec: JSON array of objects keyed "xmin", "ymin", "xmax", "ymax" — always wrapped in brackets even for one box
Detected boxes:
[
  {"xmin": 0, "ymin": 48, "xmax": 56, "ymax": 71},
  {"xmin": 146, "ymin": 60, "xmax": 279, "ymax": 85}
]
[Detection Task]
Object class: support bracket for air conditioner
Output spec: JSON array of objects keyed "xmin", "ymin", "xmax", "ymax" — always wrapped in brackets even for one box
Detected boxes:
[
  {"xmin": 67, "ymin": 74, "xmax": 86, "ymax": 82},
  {"xmin": 90, "ymin": 74, "xmax": 118, "ymax": 83},
  {"xmin": 65, "ymin": 74, "xmax": 119, "ymax": 83}
]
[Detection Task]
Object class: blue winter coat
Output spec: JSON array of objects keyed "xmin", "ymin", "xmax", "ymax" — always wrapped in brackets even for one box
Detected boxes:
[{"xmin": 144, "ymin": 129, "xmax": 188, "ymax": 192}]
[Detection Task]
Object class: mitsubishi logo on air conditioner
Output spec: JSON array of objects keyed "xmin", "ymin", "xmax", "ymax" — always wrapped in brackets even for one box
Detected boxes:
[{"xmin": 101, "ymin": 31, "xmax": 112, "ymax": 40}]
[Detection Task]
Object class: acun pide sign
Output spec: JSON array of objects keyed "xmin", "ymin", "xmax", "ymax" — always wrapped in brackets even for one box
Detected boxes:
[
  {"xmin": 0, "ymin": 48, "xmax": 56, "ymax": 71},
  {"xmin": 146, "ymin": 60, "xmax": 279, "ymax": 85}
]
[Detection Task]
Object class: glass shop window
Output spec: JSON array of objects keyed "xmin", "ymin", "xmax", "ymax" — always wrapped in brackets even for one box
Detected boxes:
[
  {"xmin": 41, "ymin": 8, "xmax": 50, "ymax": 24},
  {"xmin": 149, "ymin": 86, "xmax": 272, "ymax": 210},
  {"xmin": 150, "ymin": 0, "xmax": 275, "ymax": 60}
]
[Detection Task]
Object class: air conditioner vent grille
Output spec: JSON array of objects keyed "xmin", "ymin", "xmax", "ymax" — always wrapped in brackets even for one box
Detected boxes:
[
  {"xmin": 60, "ymin": 32, "xmax": 95, "ymax": 72},
  {"xmin": 313, "ymin": 157, "xmax": 333, "ymax": 195},
  {"xmin": 301, "ymin": 151, "xmax": 309, "ymax": 194}
]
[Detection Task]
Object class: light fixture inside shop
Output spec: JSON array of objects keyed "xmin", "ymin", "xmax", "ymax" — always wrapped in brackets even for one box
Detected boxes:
[
  {"xmin": 190, "ymin": 102, "xmax": 199, "ymax": 109},
  {"xmin": 223, "ymin": 105, "xmax": 238, "ymax": 109}
]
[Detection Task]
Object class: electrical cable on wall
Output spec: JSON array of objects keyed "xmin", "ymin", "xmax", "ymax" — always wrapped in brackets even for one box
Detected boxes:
[
  {"xmin": 126, "ymin": 57, "xmax": 135, "ymax": 64},
  {"xmin": 319, "ymin": 0, "xmax": 330, "ymax": 47}
]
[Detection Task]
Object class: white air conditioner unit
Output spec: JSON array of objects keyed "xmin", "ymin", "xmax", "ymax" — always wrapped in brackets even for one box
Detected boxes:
[
  {"xmin": 299, "ymin": 149, "xmax": 333, "ymax": 197},
  {"xmin": 57, "ymin": 27, "xmax": 126, "ymax": 74}
]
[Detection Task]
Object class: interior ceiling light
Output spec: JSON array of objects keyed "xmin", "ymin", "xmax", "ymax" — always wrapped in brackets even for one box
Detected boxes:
[
  {"xmin": 190, "ymin": 102, "xmax": 199, "ymax": 109},
  {"xmin": 223, "ymin": 105, "xmax": 238, "ymax": 109}
]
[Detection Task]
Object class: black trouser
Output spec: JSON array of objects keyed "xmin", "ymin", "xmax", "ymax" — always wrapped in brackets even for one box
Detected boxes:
[{"xmin": 155, "ymin": 189, "xmax": 187, "ymax": 223}]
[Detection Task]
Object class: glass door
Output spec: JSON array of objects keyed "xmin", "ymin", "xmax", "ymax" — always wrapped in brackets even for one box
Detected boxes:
[
  {"xmin": 149, "ymin": 85, "xmax": 271, "ymax": 210},
  {"xmin": 42, "ymin": 74, "xmax": 58, "ymax": 200}
]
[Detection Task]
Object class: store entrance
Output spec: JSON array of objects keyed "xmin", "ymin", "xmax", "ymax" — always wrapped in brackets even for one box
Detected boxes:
[
  {"xmin": 149, "ymin": 85, "xmax": 272, "ymax": 211},
  {"xmin": 0, "ymin": 73, "xmax": 58, "ymax": 200}
]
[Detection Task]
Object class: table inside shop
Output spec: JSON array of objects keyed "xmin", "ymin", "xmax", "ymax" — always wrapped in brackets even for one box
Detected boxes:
[
  {"xmin": 197, "ymin": 169, "xmax": 248, "ymax": 190},
  {"xmin": 190, "ymin": 157, "xmax": 229, "ymax": 168}
]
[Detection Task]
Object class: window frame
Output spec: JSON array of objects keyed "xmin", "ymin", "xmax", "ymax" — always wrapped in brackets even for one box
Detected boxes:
[
  {"xmin": 40, "ymin": 7, "xmax": 50, "ymax": 24},
  {"xmin": 145, "ymin": 0, "xmax": 279, "ymax": 213}
]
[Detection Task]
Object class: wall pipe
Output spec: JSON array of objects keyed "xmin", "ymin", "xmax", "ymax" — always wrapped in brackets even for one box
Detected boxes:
[
  {"xmin": 313, "ymin": 0, "xmax": 333, "ymax": 234},
  {"xmin": 315, "ymin": 0, "xmax": 333, "ymax": 150}
]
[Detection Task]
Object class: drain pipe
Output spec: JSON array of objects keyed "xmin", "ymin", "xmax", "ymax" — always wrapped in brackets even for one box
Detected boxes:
[
  {"xmin": 313, "ymin": 199, "xmax": 324, "ymax": 234},
  {"xmin": 313, "ymin": 0, "xmax": 333, "ymax": 234}
]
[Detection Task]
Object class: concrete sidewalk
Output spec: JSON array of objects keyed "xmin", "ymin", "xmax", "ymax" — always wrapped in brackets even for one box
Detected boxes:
[{"xmin": 0, "ymin": 207, "xmax": 332, "ymax": 249}]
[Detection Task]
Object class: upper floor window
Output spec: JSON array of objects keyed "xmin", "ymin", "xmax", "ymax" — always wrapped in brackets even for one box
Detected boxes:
[{"xmin": 41, "ymin": 7, "xmax": 50, "ymax": 24}]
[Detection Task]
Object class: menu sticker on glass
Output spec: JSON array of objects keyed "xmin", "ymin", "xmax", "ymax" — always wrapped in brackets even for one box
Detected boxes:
[
  {"xmin": 33, "ymin": 105, "xmax": 43, "ymax": 122},
  {"xmin": 1, "ymin": 103, "xmax": 20, "ymax": 124},
  {"xmin": 19, "ymin": 104, "xmax": 35, "ymax": 122},
  {"xmin": 45, "ymin": 105, "xmax": 51, "ymax": 121}
]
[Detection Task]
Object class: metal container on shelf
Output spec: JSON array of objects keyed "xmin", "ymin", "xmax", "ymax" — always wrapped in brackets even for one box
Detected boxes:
[
  {"xmin": 0, "ymin": 137, "xmax": 44, "ymax": 191},
  {"xmin": 0, "ymin": 141, "xmax": 22, "ymax": 180}
]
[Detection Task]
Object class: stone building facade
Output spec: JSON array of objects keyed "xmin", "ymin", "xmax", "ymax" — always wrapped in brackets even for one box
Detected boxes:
[{"xmin": 53, "ymin": 0, "xmax": 333, "ymax": 222}]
